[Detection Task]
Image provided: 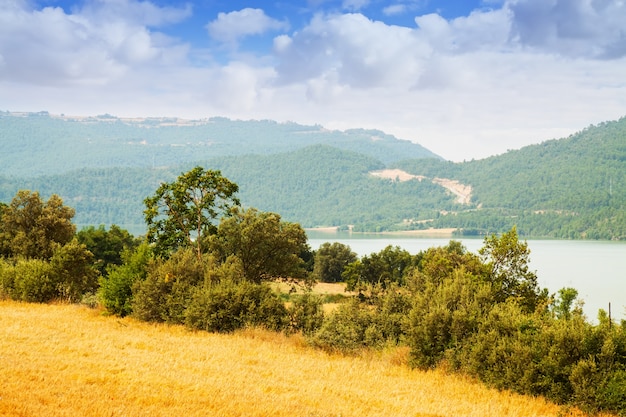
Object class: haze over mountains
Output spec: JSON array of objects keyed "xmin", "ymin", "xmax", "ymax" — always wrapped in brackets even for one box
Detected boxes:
[{"xmin": 1, "ymin": 111, "xmax": 625, "ymax": 240}]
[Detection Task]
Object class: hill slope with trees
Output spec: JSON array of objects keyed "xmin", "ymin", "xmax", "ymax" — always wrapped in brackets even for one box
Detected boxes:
[
  {"xmin": 0, "ymin": 112, "xmax": 439, "ymax": 177},
  {"xmin": 395, "ymin": 116, "xmax": 626, "ymax": 239},
  {"xmin": 1, "ymin": 112, "xmax": 625, "ymax": 239}
]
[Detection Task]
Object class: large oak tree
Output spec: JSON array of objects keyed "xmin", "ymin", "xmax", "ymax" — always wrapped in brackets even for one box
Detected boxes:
[{"xmin": 144, "ymin": 167, "xmax": 240, "ymax": 259}]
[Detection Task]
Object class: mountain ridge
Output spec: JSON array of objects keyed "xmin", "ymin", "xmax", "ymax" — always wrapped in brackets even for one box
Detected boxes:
[{"xmin": 0, "ymin": 111, "xmax": 440, "ymax": 177}]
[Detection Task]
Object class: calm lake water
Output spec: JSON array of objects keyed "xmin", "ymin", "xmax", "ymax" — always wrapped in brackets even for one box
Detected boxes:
[{"xmin": 307, "ymin": 231, "xmax": 626, "ymax": 322}]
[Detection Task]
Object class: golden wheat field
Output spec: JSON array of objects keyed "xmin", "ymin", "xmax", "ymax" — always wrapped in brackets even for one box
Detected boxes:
[{"xmin": 0, "ymin": 300, "xmax": 607, "ymax": 417}]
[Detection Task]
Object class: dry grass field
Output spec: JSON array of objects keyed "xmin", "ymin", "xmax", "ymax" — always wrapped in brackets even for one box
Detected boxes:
[{"xmin": 0, "ymin": 300, "xmax": 607, "ymax": 417}]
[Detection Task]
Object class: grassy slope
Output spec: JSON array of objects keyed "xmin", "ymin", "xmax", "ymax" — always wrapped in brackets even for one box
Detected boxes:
[{"xmin": 0, "ymin": 301, "xmax": 601, "ymax": 417}]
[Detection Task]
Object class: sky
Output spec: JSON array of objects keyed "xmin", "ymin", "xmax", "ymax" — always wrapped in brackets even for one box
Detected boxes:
[{"xmin": 1, "ymin": 0, "xmax": 625, "ymax": 161}]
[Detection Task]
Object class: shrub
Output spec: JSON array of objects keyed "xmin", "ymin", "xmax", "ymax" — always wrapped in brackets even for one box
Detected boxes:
[
  {"xmin": 309, "ymin": 299, "xmax": 377, "ymax": 353},
  {"xmin": 597, "ymin": 370, "xmax": 626, "ymax": 415},
  {"xmin": 287, "ymin": 292, "xmax": 325, "ymax": 335},
  {"xmin": 185, "ymin": 280, "xmax": 288, "ymax": 333},
  {"xmin": 0, "ymin": 259, "xmax": 13, "ymax": 298},
  {"xmin": 99, "ymin": 243, "xmax": 152, "ymax": 316},
  {"xmin": 132, "ymin": 248, "xmax": 206, "ymax": 323},
  {"xmin": 50, "ymin": 239, "xmax": 98, "ymax": 303},
  {"xmin": 10, "ymin": 258, "xmax": 58, "ymax": 302},
  {"xmin": 407, "ymin": 269, "xmax": 494, "ymax": 369}
]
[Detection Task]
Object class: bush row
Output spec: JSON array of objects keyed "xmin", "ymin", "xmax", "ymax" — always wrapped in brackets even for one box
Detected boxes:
[{"xmin": 0, "ymin": 239, "xmax": 97, "ymax": 303}]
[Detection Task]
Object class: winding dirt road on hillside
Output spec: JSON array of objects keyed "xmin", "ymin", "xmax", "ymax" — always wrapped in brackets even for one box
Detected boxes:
[{"xmin": 370, "ymin": 169, "xmax": 472, "ymax": 205}]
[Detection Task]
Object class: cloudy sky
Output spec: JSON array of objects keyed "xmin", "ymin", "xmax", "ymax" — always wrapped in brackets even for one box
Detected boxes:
[{"xmin": 1, "ymin": 0, "xmax": 625, "ymax": 161}]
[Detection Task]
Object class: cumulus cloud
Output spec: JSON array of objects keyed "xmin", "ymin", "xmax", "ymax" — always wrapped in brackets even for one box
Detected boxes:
[
  {"xmin": 2, "ymin": 0, "xmax": 625, "ymax": 161},
  {"xmin": 274, "ymin": 13, "xmax": 429, "ymax": 88},
  {"xmin": 0, "ymin": 0, "xmax": 191, "ymax": 85},
  {"xmin": 206, "ymin": 8, "xmax": 289, "ymax": 45}
]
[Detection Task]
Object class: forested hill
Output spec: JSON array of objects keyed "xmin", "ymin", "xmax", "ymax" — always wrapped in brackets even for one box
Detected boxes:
[
  {"xmin": 0, "ymin": 145, "xmax": 459, "ymax": 235},
  {"xmin": 1, "ymin": 111, "xmax": 625, "ymax": 239},
  {"xmin": 395, "ymin": 116, "xmax": 626, "ymax": 239},
  {"xmin": 0, "ymin": 112, "xmax": 439, "ymax": 177}
]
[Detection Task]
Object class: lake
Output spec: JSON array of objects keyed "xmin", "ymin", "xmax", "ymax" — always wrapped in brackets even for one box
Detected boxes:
[{"xmin": 307, "ymin": 231, "xmax": 626, "ymax": 322}]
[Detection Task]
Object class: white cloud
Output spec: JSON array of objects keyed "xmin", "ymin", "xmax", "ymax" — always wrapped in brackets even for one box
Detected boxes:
[
  {"xmin": 206, "ymin": 8, "xmax": 289, "ymax": 45},
  {"xmin": 77, "ymin": 0, "xmax": 192, "ymax": 27},
  {"xmin": 0, "ymin": 0, "xmax": 191, "ymax": 85},
  {"xmin": 1, "ymin": 0, "xmax": 626, "ymax": 162},
  {"xmin": 274, "ymin": 13, "xmax": 429, "ymax": 88},
  {"xmin": 506, "ymin": 0, "xmax": 626, "ymax": 58},
  {"xmin": 383, "ymin": 4, "xmax": 407, "ymax": 15}
]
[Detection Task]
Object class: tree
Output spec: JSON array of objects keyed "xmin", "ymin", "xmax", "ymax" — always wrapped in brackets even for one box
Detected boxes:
[
  {"xmin": 479, "ymin": 226, "xmax": 546, "ymax": 312},
  {"xmin": 77, "ymin": 225, "xmax": 139, "ymax": 276},
  {"xmin": 553, "ymin": 287, "xmax": 580, "ymax": 320},
  {"xmin": 0, "ymin": 190, "xmax": 75, "ymax": 259},
  {"xmin": 343, "ymin": 245, "xmax": 415, "ymax": 291},
  {"xmin": 98, "ymin": 242, "xmax": 152, "ymax": 316},
  {"xmin": 312, "ymin": 242, "xmax": 357, "ymax": 283},
  {"xmin": 50, "ymin": 239, "xmax": 98, "ymax": 302},
  {"xmin": 144, "ymin": 167, "xmax": 240, "ymax": 259},
  {"xmin": 210, "ymin": 207, "xmax": 310, "ymax": 283}
]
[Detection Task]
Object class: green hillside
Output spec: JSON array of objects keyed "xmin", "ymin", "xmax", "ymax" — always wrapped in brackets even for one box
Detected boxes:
[
  {"xmin": 1, "ymin": 112, "xmax": 625, "ymax": 239},
  {"xmin": 396, "ymin": 117, "xmax": 626, "ymax": 239},
  {"xmin": 0, "ymin": 145, "xmax": 461, "ymax": 234},
  {"xmin": 0, "ymin": 112, "xmax": 439, "ymax": 177}
]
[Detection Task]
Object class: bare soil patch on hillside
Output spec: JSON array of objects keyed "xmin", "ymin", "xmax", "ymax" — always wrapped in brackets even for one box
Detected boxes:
[{"xmin": 370, "ymin": 169, "xmax": 473, "ymax": 205}]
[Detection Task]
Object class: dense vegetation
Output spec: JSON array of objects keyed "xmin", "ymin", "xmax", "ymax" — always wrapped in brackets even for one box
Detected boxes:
[
  {"xmin": 1, "ymin": 170, "xmax": 626, "ymax": 415},
  {"xmin": 395, "ymin": 117, "xmax": 626, "ymax": 239},
  {"xmin": 0, "ymin": 113, "xmax": 626, "ymax": 239},
  {"xmin": 0, "ymin": 145, "xmax": 459, "ymax": 234},
  {"xmin": 0, "ymin": 111, "xmax": 438, "ymax": 177},
  {"xmin": 2, "ymin": 112, "xmax": 625, "ymax": 239}
]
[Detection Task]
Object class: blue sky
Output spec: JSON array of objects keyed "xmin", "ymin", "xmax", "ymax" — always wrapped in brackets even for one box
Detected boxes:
[{"xmin": 1, "ymin": 0, "xmax": 625, "ymax": 161}]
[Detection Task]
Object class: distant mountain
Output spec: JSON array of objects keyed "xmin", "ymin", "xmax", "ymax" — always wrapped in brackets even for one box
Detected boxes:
[
  {"xmin": 0, "ymin": 111, "xmax": 439, "ymax": 177},
  {"xmin": 1, "ymin": 111, "xmax": 625, "ymax": 239}
]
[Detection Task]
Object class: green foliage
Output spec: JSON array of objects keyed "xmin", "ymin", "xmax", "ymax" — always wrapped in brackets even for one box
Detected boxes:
[
  {"xmin": 343, "ymin": 245, "xmax": 415, "ymax": 291},
  {"xmin": 0, "ymin": 241, "xmax": 96, "ymax": 303},
  {"xmin": 287, "ymin": 292, "xmax": 325, "ymax": 335},
  {"xmin": 50, "ymin": 239, "xmax": 98, "ymax": 302},
  {"xmin": 310, "ymin": 283, "xmax": 413, "ymax": 353},
  {"xmin": 414, "ymin": 240, "xmax": 488, "ymax": 286},
  {"xmin": 407, "ymin": 269, "xmax": 494, "ymax": 369},
  {"xmin": 144, "ymin": 167, "xmax": 240, "ymax": 258},
  {"xmin": 398, "ymin": 117, "xmax": 626, "ymax": 240},
  {"xmin": 131, "ymin": 249, "xmax": 206, "ymax": 324},
  {"xmin": 0, "ymin": 190, "xmax": 75, "ymax": 259},
  {"xmin": 185, "ymin": 280, "xmax": 288, "ymax": 333},
  {"xmin": 552, "ymin": 287, "xmax": 580, "ymax": 320},
  {"xmin": 312, "ymin": 242, "xmax": 358, "ymax": 283},
  {"xmin": 77, "ymin": 225, "xmax": 139, "ymax": 276},
  {"xmin": 479, "ymin": 226, "xmax": 547, "ymax": 312},
  {"xmin": 98, "ymin": 243, "xmax": 152, "ymax": 316},
  {"xmin": 3, "ymin": 115, "xmax": 626, "ymax": 237},
  {"xmin": 310, "ymin": 299, "xmax": 378, "ymax": 354},
  {"xmin": 0, "ymin": 258, "xmax": 58, "ymax": 302},
  {"xmin": 210, "ymin": 207, "xmax": 310, "ymax": 283}
]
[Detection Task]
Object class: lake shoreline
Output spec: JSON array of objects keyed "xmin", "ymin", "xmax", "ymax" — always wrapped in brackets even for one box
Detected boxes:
[{"xmin": 305, "ymin": 227, "xmax": 457, "ymax": 238}]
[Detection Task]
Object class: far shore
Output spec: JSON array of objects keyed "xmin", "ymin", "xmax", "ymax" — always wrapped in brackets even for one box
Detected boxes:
[{"xmin": 305, "ymin": 227, "xmax": 458, "ymax": 237}]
